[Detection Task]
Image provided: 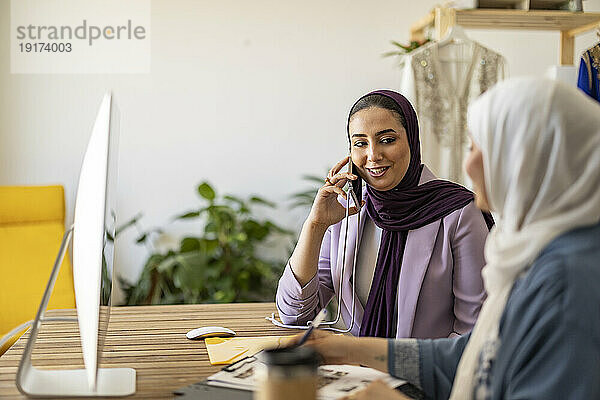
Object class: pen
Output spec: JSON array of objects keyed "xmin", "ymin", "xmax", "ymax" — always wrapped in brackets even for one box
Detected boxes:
[{"xmin": 295, "ymin": 308, "xmax": 327, "ymax": 347}]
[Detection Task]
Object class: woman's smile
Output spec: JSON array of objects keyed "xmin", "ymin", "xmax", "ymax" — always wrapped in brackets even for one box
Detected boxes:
[{"xmin": 366, "ymin": 166, "xmax": 390, "ymax": 177}]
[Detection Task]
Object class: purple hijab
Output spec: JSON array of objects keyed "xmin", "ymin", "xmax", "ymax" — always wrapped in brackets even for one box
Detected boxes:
[{"xmin": 351, "ymin": 90, "xmax": 492, "ymax": 338}]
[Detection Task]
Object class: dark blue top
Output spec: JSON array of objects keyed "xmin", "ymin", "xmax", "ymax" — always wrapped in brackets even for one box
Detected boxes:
[
  {"xmin": 389, "ymin": 222, "xmax": 600, "ymax": 399},
  {"xmin": 578, "ymin": 45, "xmax": 600, "ymax": 103}
]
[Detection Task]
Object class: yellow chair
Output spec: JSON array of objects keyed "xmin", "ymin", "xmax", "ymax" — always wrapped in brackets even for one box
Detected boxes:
[{"xmin": 0, "ymin": 186, "xmax": 76, "ymax": 355}]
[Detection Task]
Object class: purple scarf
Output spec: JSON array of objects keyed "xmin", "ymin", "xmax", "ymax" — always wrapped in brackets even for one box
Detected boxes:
[{"xmin": 354, "ymin": 90, "xmax": 492, "ymax": 338}]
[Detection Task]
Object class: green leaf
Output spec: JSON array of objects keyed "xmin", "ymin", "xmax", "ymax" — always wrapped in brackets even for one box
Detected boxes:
[
  {"xmin": 180, "ymin": 237, "xmax": 200, "ymax": 252},
  {"xmin": 205, "ymin": 221, "xmax": 217, "ymax": 234},
  {"xmin": 223, "ymin": 195, "xmax": 245, "ymax": 205},
  {"xmin": 385, "ymin": 39, "xmax": 431, "ymax": 57},
  {"xmin": 197, "ymin": 182, "xmax": 216, "ymax": 200},
  {"xmin": 239, "ymin": 205, "xmax": 250, "ymax": 214},
  {"xmin": 200, "ymin": 238, "xmax": 219, "ymax": 255},
  {"xmin": 176, "ymin": 211, "xmax": 201, "ymax": 219},
  {"xmin": 115, "ymin": 213, "xmax": 142, "ymax": 236},
  {"xmin": 243, "ymin": 220, "xmax": 269, "ymax": 240},
  {"xmin": 214, "ymin": 290, "xmax": 227, "ymax": 302},
  {"xmin": 178, "ymin": 260, "xmax": 204, "ymax": 289},
  {"xmin": 301, "ymin": 174, "xmax": 326, "ymax": 184},
  {"xmin": 264, "ymin": 220, "xmax": 294, "ymax": 236},
  {"xmin": 249, "ymin": 196, "xmax": 276, "ymax": 208},
  {"xmin": 382, "ymin": 51, "xmax": 405, "ymax": 58},
  {"xmin": 290, "ymin": 192, "xmax": 316, "ymax": 200},
  {"xmin": 234, "ymin": 232, "xmax": 248, "ymax": 242},
  {"xmin": 289, "ymin": 192, "xmax": 317, "ymax": 207}
]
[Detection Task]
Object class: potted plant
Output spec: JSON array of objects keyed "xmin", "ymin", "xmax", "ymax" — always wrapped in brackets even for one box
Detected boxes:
[{"xmin": 120, "ymin": 182, "xmax": 293, "ymax": 305}]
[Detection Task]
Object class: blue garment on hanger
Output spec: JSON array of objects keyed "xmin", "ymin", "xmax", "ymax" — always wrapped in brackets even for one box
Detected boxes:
[{"xmin": 578, "ymin": 44, "xmax": 600, "ymax": 103}]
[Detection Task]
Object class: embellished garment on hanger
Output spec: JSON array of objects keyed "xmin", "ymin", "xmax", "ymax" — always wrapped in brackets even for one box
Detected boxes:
[
  {"xmin": 399, "ymin": 41, "xmax": 506, "ymax": 185},
  {"xmin": 578, "ymin": 43, "xmax": 600, "ymax": 103}
]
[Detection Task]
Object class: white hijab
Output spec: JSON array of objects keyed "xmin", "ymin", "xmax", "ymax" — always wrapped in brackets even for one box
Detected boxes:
[{"xmin": 449, "ymin": 78, "xmax": 600, "ymax": 399}]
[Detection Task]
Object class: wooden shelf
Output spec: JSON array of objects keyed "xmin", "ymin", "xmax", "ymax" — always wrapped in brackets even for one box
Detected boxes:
[
  {"xmin": 455, "ymin": 9, "xmax": 600, "ymax": 31},
  {"xmin": 478, "ymin": 0, "xmax": 583, "ymax": 11},
  {"xmin": 410, "ymin": 8, "xmax": 600, "ymax": 65}
]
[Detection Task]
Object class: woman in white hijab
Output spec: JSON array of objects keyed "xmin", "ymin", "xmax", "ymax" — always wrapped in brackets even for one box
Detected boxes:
[{"xmin": 304, "ymin": 77, "xmax": 600, "ymax": 400}]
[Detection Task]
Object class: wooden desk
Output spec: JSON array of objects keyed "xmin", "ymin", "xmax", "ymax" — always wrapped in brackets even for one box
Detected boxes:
[{"xmin": 0, "ymin": 303, "xmax": 298, "ymax": 399}]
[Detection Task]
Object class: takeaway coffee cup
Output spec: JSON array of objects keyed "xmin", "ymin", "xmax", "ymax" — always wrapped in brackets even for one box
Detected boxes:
[{"xmin": 255, "ymin": 346, "xmax": 320, "ymax": 400}]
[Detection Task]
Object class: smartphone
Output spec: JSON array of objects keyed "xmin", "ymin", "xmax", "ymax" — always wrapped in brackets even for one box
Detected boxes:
[{"xmin": 348, "ymin": 159, "xmax": 363, "ymax": 210}]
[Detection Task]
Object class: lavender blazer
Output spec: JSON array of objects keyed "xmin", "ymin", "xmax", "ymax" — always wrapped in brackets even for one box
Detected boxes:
[{"xmin": 276, "ymin": 166, "xmax": 488, "ymax": 339}]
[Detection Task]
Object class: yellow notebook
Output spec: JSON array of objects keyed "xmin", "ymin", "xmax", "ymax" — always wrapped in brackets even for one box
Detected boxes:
[{"xmin": 204, "ymin": 336, "xmax": 296, "ymax": 365}]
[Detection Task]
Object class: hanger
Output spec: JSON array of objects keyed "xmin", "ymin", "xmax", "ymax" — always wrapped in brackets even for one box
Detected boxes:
[
  {"xmin": 436, "ymin": 24, "xmax": 472, "ymax": 63},
  {"xmin": 437, "ymin": 24, "xmax": 470, "ymax": 48}
]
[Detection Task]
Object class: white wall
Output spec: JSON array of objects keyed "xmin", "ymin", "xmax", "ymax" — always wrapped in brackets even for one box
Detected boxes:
[{"xmin": 2, "ymin": 0, "xmax": 599, "ymax": 300}]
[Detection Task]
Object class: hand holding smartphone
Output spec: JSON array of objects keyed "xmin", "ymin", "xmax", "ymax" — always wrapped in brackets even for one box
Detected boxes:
[{"xmin": 348, "ymin": 158, "xmax": 363, "ymax": 211}]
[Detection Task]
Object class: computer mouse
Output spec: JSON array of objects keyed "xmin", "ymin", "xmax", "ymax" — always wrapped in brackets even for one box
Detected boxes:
[{"xmin": 186, "ymin": 326, "xmax": 237, "ymax": 340}]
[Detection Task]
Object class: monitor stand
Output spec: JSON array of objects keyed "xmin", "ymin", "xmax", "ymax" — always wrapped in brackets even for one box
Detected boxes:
[{"xmin": 15, "ymin": 226, "xmax": 136, "ymax": 397}]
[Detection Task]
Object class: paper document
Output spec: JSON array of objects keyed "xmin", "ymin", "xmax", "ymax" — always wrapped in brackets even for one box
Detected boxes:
[
  {"xmin": 206, "ymin": 359, "xmax": 406, "ymax": 400},
  {"xmin": 205, "ymin": 336, "xmax": 296, "ymax": 365}
]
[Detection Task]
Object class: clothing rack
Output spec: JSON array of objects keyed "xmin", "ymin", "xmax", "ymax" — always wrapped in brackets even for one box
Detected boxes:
[{"xmin": 409, "ymin": 7, "xmax": 600, "ymax": 65}]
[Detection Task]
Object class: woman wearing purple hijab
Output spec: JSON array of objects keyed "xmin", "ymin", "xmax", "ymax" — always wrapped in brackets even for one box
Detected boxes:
[{"xmin": 275, "ymin": 90, "xmax": 491, "ymax": 339}]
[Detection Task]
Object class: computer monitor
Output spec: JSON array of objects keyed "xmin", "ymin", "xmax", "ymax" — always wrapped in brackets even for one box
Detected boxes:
[{"xmin": 16, "ymin": 93, "xmax": 136, "ymax": 397}]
